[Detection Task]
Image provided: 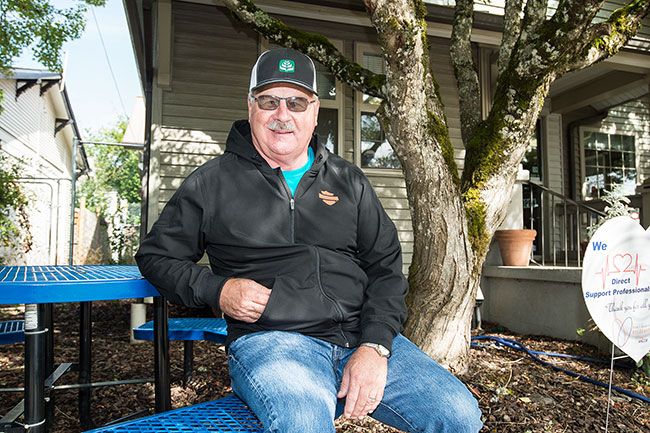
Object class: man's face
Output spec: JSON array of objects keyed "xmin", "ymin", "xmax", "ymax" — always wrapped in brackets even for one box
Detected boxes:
[{"xmin": 248, "ymin": 83, "xmax": 319, "ymax": 167}]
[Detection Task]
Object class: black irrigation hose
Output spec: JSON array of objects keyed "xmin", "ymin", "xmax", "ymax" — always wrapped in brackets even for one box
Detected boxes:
[{"xmin": 470, "ymin": 335, "xmax": 649, "ymax": 404}]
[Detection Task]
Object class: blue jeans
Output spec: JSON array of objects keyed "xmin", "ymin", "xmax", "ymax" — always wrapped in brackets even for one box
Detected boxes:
[{"xmin": 227, "ymin": 331, "xmax": 482, "ymax": 433}]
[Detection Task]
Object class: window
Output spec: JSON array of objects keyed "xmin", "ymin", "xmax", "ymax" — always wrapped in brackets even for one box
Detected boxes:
[
  {"xmin": 355, "ymin": 45, "xmax": 400, "ymax": 170},
  {"xmin": 261, "ymin": 40, "xmax": 343, "ymax": 155},
  {"xmin": 313, "ymin": 60, "xmax": 340, "ymax": 154},
  {"xmin": 582, "ymin": 130, "xmax": 636, "ymax": 199},
  {"xmin": 360, "ymin": 113, "xmax": 400, "ymax": 169},
  {"xmin": 522, "ymin": 121, "xmax": 542, "ymax": 182}
]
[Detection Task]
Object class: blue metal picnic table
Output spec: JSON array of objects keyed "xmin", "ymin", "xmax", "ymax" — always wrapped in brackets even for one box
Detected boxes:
[{"xmin": 0, "ymin": 265, "xmax": 172, "ymax": 433}]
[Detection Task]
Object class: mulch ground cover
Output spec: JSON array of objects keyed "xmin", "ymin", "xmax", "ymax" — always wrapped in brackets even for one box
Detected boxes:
[{"xmin": 0, "ymin": 301, "xmax": 647, "ymax": 432}]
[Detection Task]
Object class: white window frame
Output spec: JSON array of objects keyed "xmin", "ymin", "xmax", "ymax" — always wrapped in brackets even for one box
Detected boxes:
[
  {"xmin": 258, "ymin": 37, "xmax": 344, "ymax": 156},
  {"xmin": 579, "ymin": 126, "xmax": 638, "ymax": 200},
  {"xmin": 354, "ymin": 42, "xmax": 402, "ymax": 175}
]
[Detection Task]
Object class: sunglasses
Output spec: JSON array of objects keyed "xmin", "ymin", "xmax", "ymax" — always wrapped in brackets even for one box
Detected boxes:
[{"xmin": 249, "ymin": 94, "xmax": 317, "ymax": 112}]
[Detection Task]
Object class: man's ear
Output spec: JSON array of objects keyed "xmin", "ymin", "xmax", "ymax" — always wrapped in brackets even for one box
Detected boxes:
[{"xmin": 312, "ymin": 98, "xmax": 321, "ymax": 123}]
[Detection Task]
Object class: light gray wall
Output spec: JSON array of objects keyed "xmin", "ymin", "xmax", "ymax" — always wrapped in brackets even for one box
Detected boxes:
[
  {"xmin": 481, "ymin": 266, "xmax": 613, "ymax": 353},
  {"xmin": 0, "ymin": 78, "xmax": 73, "ymax": 265}
]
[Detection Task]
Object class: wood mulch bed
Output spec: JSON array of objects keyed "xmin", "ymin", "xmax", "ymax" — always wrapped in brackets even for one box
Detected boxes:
[{"xmin": 0, "ymin": 301, "xmax": 648, "ymax": 432}]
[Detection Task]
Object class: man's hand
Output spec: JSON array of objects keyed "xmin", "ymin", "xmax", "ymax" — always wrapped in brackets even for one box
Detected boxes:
[
  {"xmin": 219, "ymin": 278, "xmax": 271, "ymax": 323},
  {"xmin": 337, "ymin": 346, "xmax": 388, "ymax": 419}
]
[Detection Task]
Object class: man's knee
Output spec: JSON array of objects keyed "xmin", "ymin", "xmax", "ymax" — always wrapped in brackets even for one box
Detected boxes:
[
  {"xmin": 268, "ymin": 401, "xmax": 335, "ymax": 433},
  {"xmin": 427, "ymin": 387, "xmax": 483, "ymax": 433}
]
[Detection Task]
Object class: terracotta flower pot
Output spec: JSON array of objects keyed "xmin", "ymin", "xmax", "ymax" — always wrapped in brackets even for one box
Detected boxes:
[{"xmin": 494, "ymin": 229, "xmax": 537, "ymax": 266}]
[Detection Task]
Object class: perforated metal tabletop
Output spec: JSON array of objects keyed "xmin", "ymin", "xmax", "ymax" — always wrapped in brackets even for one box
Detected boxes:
[
  {"xmin": 0, "ymin": 265, "xmax": 159, "ymax": 304},
  {"xmin": 0, "ymin": 265, "xmax": 169, "ymax": 432},
  {"xmin": 85, "ymin": 395, "xmax": 262, "ymax": 433}
]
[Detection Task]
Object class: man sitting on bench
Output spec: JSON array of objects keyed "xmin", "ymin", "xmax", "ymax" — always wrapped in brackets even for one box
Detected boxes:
[{"xmin": 136, "ymin": 48, "xmax": 482, "ymax": 433}]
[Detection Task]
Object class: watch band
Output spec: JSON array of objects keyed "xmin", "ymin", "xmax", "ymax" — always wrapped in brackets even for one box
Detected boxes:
[{"xmin": 360, "ymin": 342, "xmax": 391, "ymax": 358}]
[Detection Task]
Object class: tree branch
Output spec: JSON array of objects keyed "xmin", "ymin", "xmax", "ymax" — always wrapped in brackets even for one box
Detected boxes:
[
  {"xmin": 522, "ymin": 0, "xmax": 549, "ymax": 36},
  {"xmin": 219, "ymin": 0, "xmax": 386, "ymax": 99},
  {"xmin": 567, "ymin": 0, "xmax": 650, "ymax": 72},
  {"xmin": 497, "ymin": 0, "xmax": 524, "ymax": 77},
  {"xmin": 451, "ymin": 0, "xmax": 481, "ymax": 145}
]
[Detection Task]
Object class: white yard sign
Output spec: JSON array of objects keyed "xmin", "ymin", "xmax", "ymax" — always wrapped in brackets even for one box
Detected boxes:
[{"xmin": 582, "ymin": 216, "xmax": 650, "ymax": 362}]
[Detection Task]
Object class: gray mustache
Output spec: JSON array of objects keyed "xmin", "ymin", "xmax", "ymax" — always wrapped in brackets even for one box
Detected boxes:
[{"xmin": 267, "ymin": 120, "xmax": 295, "ymax": 132}]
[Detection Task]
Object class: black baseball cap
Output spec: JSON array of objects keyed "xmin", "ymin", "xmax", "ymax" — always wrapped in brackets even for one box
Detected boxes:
[{"xmin": 249, "ymin": 48, "xmax": 318, "ymax": 95}]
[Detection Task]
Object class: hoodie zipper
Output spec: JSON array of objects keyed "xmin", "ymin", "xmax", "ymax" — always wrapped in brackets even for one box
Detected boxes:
[
  {"xmin": 276, "ymin": 156, "xmax": 348, "ymax": 347},
  {"xmin": 277, "ymin": 169, "xmax": 295, "ymax": 243},
  {"xmin": 313, "ymin": 247, "xmax": 350, "ymax": 348}
]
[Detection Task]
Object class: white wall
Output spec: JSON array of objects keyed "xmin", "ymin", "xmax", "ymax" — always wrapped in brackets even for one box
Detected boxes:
[{"xmin": 0, "ymin": 78, "xmax": 74, "ymax": 264}]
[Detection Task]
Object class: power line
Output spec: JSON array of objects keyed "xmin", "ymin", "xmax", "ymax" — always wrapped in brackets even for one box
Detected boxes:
[{"xmin": 91, "ymin": 7, "xmax": 128, "ymax": 118}]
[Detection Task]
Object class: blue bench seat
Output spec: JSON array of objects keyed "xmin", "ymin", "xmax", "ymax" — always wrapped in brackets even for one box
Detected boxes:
[
  {"xmin": 133, "ymin": 318, "xmax": 227, "ymax": 344},
  {"xmin": 133, "ymin": 317, "xmax": 228, "ymax": 386},
  {"xmin": 84, "ymin": 395, "xmax": 262, "ymax": 432},
  {"xmin": 0, "ymin": 320, "xmax": 24, "ymax": 345}
]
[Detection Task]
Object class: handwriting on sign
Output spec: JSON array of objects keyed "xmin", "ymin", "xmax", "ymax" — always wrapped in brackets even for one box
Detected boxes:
[{"xmin": 593, "ymin": 252, "xmax": 647, "ymax": 290}]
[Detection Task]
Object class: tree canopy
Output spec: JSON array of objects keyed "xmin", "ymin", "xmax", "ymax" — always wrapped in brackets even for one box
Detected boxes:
[
  {"xmin": 0, "ymin": 0, "xmax": 106, "ymax": 108},
  {"xmin": 0, "ymin": 0, "xmax": 106, "ymax": 72},
  {"xmin": 77, "ymin": 118, "xmax": 141, "ymax": 215}
]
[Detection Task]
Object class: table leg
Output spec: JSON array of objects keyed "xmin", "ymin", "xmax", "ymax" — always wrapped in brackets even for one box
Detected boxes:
[
  {"xmin": 153, "ymin": 297, "xmax": 170, "ymax": 412},
  {"xmin": 79, "ymin": 301, "xmax": 92, "ymax": 430},
  {"xmin": 44, "ymin": 304, "xmax": 54, "ymax": 430},
  {"xmin": 24, "ymin": 304, "xmax": 47, "ymax": 433}
]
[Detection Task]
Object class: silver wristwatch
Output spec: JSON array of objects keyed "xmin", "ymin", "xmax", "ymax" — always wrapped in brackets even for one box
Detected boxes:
[{"xmin": 360, "ymin": 342, "xmax": 391, "ymax": 358}]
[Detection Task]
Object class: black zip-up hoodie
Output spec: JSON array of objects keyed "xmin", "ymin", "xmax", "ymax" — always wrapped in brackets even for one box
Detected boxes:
[{"xmin": 135, "ymin": 120, "xmax": 407, "ymax": 350}]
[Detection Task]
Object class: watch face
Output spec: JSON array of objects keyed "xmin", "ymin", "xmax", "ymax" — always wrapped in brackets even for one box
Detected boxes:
[
  {"xmin": 362, "ymin": 343, "xmax": 390, "ymax": 357},
  {"xmin": 378, "ymin": 345, "xmax": 390, "ymax": 357}
]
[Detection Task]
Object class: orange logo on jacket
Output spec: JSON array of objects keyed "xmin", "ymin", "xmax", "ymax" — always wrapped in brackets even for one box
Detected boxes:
[{"xmin": 319, "ymin": 190, "xmax": 339, "ymax": 206}]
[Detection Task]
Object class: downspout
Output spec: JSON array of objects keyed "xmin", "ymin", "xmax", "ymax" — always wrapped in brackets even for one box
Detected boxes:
[
  {"xmin": 69, "ymin": 137, "xmax": 77, "ymax": 264},
  {"xmin": 141, "ymin": 0, "xmax": 171, "ymax": 414},
  {"xmin": 141, "ymin": 0, "xmax": 155, "ymax": 239},
  {"xmin": 61, "ymin": 87, "xmax": 85, "ymax": 265},
  {"xmin": 566, "ymin": 111, "xmax": 608, "ymax": 200},
  {"xmin": 15, "ymin": 180, "xmax": 56, "ymax": 262}
]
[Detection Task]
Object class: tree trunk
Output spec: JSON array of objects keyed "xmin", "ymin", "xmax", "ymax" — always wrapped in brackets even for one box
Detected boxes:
[
  {"xmin": 402, "ymin": 156, "xmax": 477, "ymax": 373},
  {"xmin": 223, "ymin": 0, "xmax": 650, "ymax": 374}
]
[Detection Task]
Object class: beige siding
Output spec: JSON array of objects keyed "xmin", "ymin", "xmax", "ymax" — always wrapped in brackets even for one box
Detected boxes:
[
  {"xmin": 154, "ymin": 2, "xmax": 258, "ymax": 214},
  {"xmin": 543, "ymin": 114, "xmax": 563, "ymax": 248},
  {"xmin": 545, "ymin": 114, "xmax": 563, "ymax": 193}
]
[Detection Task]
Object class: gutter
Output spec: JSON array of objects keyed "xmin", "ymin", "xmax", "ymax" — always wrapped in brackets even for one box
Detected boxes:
[
  {"xmin": 59, "ymin": 84, "xmax": 87, "ymax": 265},
  {"xmin": 60, "ymin": 86, "xmax": 89, "ymax": 175}
]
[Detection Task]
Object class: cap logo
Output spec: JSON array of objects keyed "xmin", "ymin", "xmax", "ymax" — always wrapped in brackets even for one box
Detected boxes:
[
  {"xmin": 318, "ymin": 190, "xmax": 339, "ymax": 206},
  {"xmin": 278, "ymin": 59, "xmax": 295, "ymax": 73}
]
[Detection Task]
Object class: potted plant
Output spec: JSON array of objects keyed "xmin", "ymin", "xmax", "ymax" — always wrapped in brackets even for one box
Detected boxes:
[{"xmin": 493, "ymin": 229, "xmax": 537, "ymax": 266}]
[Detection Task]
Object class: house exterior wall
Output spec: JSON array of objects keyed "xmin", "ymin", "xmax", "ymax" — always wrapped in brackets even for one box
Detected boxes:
[
  {"xmin": 0, "ymin": 78, "xmax": 73, "ymax": 265},
  {"xmin": 426, "ymin": 0, "xmax": 650, "ymax": 50},
  {"xmin": 149, "ymin": 1, "xmax": 465, "ymax": 274},
  {"xmin": 145, "ymin": 1, "xmax": 650, "ymax": 277},
  {"xmin": 598, "ymin": 97, "xmax": 650, "ymax": 186},
  {"xmin": 480, "ymin": 266, "xmax": 613, "ymax": 353},
  {"xmin": 573, "ymin": 96, "xmax": 650, "ymax": 201}
]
